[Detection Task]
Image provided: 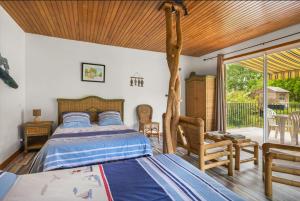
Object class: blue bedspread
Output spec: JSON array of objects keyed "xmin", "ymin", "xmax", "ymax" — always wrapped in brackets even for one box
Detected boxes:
[
  {"xmin": 2, "ymin": 154, "xmax": 244, "ymax": 201},
  {"xmin": 30, "ymin": 127, "xmax": 152, "ymax": 172},
  {"xmin": 0, "ymin": 171, "xmax": 17, "ymax": 200},
  {"xmin": 104, "ymin": 154, "xmax": 244, "ymax": 201}
]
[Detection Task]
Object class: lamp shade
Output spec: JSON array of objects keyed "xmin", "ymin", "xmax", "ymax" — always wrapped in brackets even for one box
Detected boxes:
[{"xmin": 33, "ymin": 109, "xmax": 41, "ymax": 117}]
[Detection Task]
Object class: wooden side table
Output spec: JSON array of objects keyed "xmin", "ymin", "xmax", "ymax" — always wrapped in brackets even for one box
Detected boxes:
[{"xmin": 23, "ymin": 121, "xmax": 53, "ymax": 153}]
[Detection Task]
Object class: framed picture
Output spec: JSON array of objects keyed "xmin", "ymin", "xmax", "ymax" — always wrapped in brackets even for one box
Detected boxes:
[{"xmin": 81, "ymin": 63, "xmax": 105, "ymax": 83}]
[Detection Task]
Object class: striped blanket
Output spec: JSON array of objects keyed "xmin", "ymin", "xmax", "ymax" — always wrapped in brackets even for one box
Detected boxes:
[
  {"xmin": 1, "ymin": 154, "xmax": 244, "ymax": 201},
  {"xmin": 30, "ymin": 124, "xmax": 152, "ymax": 172}
]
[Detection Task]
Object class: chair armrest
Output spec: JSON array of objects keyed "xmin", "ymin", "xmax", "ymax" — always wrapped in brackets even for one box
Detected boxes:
[{"xmin": 263, "ymin": 143, "xmax": 300, "ymax": 153}]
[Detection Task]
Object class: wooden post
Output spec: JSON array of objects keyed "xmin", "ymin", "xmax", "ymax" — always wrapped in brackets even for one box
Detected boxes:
[
  {"xmin": 265, "ymin": 152, "xmax": 273, "ymax": 197},
  {"xmin": 163, "ymin": 2, "xmax": 184, "ymax": 153}
]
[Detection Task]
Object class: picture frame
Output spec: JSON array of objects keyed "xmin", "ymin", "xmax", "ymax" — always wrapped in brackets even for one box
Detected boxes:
[{"xmin": 81, "ymin": 63, "xmax": 105, "ymax": 83}]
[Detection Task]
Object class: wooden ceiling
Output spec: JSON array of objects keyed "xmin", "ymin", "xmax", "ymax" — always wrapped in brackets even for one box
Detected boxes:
[{"xmin": 1, "ymin": 1, "xmax": 300, "ymax": 56}]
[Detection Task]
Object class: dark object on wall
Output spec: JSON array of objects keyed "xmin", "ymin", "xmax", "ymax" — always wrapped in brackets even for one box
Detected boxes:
[
  {"xmin": 130, "ymin": 72, "xmax": 144, "ymax": 87},
  {"xmin": 81, "ymin": 63, "xmax": 105, "ymax": 83},
  {"xmin": 0, "ymin": 53, "xmax": 18, "ymax": 89}
]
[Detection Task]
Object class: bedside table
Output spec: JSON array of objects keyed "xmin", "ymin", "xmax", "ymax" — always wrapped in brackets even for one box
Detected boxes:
[{"xmin": 23, "ymin": 121, "xmax": 53, "ymax": 153}]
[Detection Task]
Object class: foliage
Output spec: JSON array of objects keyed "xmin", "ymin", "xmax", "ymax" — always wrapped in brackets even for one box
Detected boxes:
[
  {"xmin": 226, "ymin": 63, "xmax": 263, "ymax": 93},
  {"xmin": 226, "ymin": 63, "xmax": 300, "ymax": 102},
  {"xmin": 226, "ymin": 91, "xmax": 255, "ymax": 103}
]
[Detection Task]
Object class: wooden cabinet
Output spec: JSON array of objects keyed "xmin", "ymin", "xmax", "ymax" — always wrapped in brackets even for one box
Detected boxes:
[
  {"xmin": 185, "ymin": 73, "xmax": 216, "ymax": 131},
  {"xmin": 23, "ymin": 121, "xmax": 53, "ymax": 153}
]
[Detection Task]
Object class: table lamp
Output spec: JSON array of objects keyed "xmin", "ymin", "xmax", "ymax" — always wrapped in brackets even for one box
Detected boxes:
[{"xmin": 33, "ymin": 109, "xmax": 41, "ymax": 122}]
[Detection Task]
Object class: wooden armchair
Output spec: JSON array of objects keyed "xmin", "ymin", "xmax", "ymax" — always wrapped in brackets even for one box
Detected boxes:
[
  {"xmin": 136, "ymin": 104, "xmax": 160, "ymax": 141},
  {"xmin": 262, "ymin": 143, "xmax": 300, "ymax": 197},
  {"xmin": 178, "ymin": 116, "xmax": 233, "ymax": 175}
]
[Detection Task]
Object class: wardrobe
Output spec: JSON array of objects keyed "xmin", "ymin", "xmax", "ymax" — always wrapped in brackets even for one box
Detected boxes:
[{"xmin": 185, "ymin": 72, "xmax": 216, "ymax": 131}]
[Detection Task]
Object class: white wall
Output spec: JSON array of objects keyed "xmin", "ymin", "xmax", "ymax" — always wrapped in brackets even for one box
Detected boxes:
[
  {"xmin": 25, "ymin": 34, "xmax": 199, "ymax": 129},
  {"xmin": 0, "ymin": 7, "xmax": 25, "ymax": 163},
  {"xmin": 193, "ymin": 23, "xmax": 300, "ymax": 75}
]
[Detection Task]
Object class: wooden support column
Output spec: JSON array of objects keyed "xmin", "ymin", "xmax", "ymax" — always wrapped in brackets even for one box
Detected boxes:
[{"xmin": 163, "ymin": 2, "xmax": 184, "ymax": 153}]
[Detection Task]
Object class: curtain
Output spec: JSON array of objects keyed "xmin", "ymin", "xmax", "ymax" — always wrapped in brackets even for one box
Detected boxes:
[{"xmin": 215, "ymin": 54, "xmax": 227, "ymax": 132}]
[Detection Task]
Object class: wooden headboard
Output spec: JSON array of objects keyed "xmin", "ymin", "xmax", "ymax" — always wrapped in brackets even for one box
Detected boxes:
[{"xmin": 57, "ymin": 96, "xmax": 124, "ymax": 124}]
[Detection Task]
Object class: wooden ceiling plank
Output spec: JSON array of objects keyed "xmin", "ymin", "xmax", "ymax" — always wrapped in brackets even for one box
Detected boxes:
[
  {"xmin": 61, "ymin": 1, "xmax": 76, "ymax": 40},
  {"xmin": 102, "ymin": 1, "xmax": 121, "ymax": 43},
  {"xmin": 128, "ymin": 1, "xmax": 162, "ymax": 46},
  {"xmin": 16, "ymin": 1, "xmax": 41, "ymax": 34},
  {"xmin": 0, "ymin": 2, "xmax": 30, "ymax": 32},
  {"xmin": 123, "ymin": 2, "xmax": 155, "ymax": 47},
  {"xmin": 88, "ymin": 1, "xmax": 99, "ymax": 42},
  {"xmin": 94, "ymin": 1, "xmax": 105, "ymax": 44},
  {"xmin": 114, "ymin": 1, "xmax": 145, "ymax": 46},
  {"xmin": 36, "ymin": 1, "xmax": 56, "ymax": 36},
  {"xmin": 107, "ymin": 1, "xmax": 131, "ymax": 45},
  {"xmin": 96, "ymin": 1, "xmax": 110, "ymax": 43},
  {"xmin": 56, "ymin": 1, "xmax": 72, "ymax": 39}
]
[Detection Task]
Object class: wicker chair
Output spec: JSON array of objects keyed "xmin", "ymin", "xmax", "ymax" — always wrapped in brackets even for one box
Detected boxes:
[
  {"xmin": 178, "ymin": 116, "xmax": 233, "ymax": 175},
  {"xmin": 262, "ymin": 143, "xmax": 300, "ymax": 197},
  {"xmin": 289, "ymin": 111, "xmax": 300, "ymax": 145},
  {"xmin": 136, "ymin": 104, "xmax": 160, "ymax": 141}
]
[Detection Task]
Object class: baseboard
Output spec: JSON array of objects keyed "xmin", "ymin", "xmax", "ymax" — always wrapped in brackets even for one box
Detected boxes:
[{"xmin": 0, "ymin": 148, "xmax": 22, "ymax": 169}]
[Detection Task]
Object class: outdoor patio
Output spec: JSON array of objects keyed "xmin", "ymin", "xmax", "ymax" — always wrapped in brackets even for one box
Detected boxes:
[{"xmin": 228, "ymin": 127, "xmax": 298, "ymax": 146}]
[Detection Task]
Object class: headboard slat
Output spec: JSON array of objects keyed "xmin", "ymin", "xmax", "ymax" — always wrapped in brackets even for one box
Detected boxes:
[{"xmin": 57, "ymin": 96, "xmax": 124, "ymax": 124}]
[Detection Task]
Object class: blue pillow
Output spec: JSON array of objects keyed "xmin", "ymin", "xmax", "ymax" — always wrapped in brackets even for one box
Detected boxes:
[
  {"xmin": 62, "ymin": 112, "xmax": 92, "ymax": 128},
  {"xmin": 98, "ymin": 111, "xmax": 123, "ymax": 126}
]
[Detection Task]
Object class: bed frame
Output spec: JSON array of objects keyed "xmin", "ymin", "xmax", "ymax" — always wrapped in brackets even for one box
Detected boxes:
[{"xmin": 57, "ymin": 96, "xmax": 124, "ymax": 124}]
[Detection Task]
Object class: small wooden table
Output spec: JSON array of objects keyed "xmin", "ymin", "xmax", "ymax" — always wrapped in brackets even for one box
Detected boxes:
[
  {"xmin": 23, "ymin": 121, "xmax": 53, "ymax": 153},
  {"xmin": 206, "ymin": 131, "xmax": 259, "ymax": 170},
  {"xmin": 274, "ymin": 114, "xmax": 289, "ymax": 144}
]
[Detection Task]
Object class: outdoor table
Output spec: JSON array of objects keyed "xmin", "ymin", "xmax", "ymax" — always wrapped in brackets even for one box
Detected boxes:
[{"xmin": 274, "ymin": 114, "xmax": 289, "ymax": 144}]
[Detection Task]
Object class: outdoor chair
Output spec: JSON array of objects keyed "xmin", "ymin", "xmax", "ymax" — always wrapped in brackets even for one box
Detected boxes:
[
  {"xmin": 178, "ymin": 116, "xmax": 233, "ymax": 176},
  {"xmin": 262, "ymin": 143, "xmax": 300, "ymax": 197},
  {"xmin": 267, "ymin": 108, "xmax": 279, "ymax": 138},
  {"xmin": 289, "ymin": 111, "xmax": 300, "ymax": 145},
  {"xmin": 136, "ymin": 104, "xmax": 160, "ymax": 142}
]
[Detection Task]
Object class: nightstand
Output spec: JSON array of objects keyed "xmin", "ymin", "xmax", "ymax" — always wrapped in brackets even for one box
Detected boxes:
[{"xmin": 23, "ymin": 121, "xmax": 53, "ymax": 153}]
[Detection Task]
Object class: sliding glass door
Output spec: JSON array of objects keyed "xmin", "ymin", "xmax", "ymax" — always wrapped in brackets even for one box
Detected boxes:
[{"xmin": 226, "ymin": 46, "xmax": 300, "ymax": 146}]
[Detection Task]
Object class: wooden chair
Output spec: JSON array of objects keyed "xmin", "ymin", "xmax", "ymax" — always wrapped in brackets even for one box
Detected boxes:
[
  {"xmin": 289, "ymin": 111, "xmax": 300, "ymax": 145},
  {"xmin": 262, "ymin": 143, "xmax": 300, "ymax": 197},
  {"xmin": 136, "ymin": 104, "xmax": 160, "ymax": 142},
  {"xmin": 178, "ymin": 116, "xmax": 233, "ymax": 175}
]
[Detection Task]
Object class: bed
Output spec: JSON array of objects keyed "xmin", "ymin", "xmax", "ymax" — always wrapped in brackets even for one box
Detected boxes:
[
  {"xmin": 30, "ymin": 96, "xmax": 152, "ymax": 173},
  {"xmin": 1, "ymin": 154, "xmax": 244, "ymax": 201}
]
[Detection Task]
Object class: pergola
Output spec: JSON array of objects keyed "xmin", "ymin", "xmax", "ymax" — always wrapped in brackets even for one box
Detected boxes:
[{"xmin": 234, "ymin": 48, "xmax": 300, "ymax": 80}]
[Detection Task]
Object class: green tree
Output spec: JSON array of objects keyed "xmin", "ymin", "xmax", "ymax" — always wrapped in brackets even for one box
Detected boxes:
[{"xmin": 226, "ymin": 63, "xmax": 263, "ymax": 93}]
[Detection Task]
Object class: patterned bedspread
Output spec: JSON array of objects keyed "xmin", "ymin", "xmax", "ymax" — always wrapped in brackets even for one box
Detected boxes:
[
  {"xmin": 1, "ymin": 154, "xmax": 244, "ymax": 201},
  {"xmin": 30, "ymin": 124, "xmax": 152, "ymax": 172}
]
